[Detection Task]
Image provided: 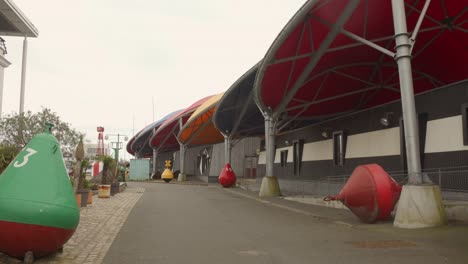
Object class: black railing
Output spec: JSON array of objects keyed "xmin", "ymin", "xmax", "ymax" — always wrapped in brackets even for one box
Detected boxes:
[
  {"xmin": 0, "ymin": 37, "xmax": 7, "ymax": 55},
  {"xmin": 237, "ymin": 166, "xmax": 468, "ymax": 200}
]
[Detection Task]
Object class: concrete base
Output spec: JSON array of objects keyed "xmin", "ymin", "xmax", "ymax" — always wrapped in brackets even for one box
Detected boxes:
[
  {"xmin": 259, "ymin": 176, "xmax": 281, "ymax": 197},
  {"xmin": 394, "ymin": 185, "xmax": 447, "ymax": 228},
  {"xmin": 177, "ymin": 173, "xmax": 187, "ymax": 182},
  {"xmin": 445, "ymin": 201, "xmax": 468, "ymax": 223}
]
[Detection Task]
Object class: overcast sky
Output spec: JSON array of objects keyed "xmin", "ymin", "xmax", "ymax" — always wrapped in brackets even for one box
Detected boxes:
[{"xmin": 3, "ymin": 0, "xmax": 305, "ymax": 158}]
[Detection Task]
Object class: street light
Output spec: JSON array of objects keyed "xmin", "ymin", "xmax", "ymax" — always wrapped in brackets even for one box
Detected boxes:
[{"xmin": 105, "ymin": 133, "xmax": 129, "ymax": 162}]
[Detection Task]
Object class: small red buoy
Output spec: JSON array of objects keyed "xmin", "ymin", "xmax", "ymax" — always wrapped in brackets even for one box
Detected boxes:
[
  {"xmin": 325, "ymin": 164, "xmax": 402, "ymax": 223},
  {"xmin": 218, "ymin": 163, "xmax": 236, "ymax": 188}
]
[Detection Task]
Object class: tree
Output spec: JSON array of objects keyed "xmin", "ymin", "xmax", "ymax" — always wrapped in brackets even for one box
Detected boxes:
[
  {"xmin": 0, "ymin": 108, "xmax": 83, "ymax": 148},
  {"xmin": 0, "ymin": 144, "xmax": 19, "ymax": 173}
]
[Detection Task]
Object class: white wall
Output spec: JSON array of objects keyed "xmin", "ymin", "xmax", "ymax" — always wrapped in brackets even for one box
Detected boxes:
[
  {"xmin": 425, "ymin": 116, "xmax": 468, "ymax": 153},
  {"xmin": 259, "ymin": 115, "xmax": 467, "ymax": 164}
]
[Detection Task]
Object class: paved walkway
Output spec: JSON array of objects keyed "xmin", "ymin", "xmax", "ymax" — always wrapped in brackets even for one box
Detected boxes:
[
  {"xmin": 105, "ymin": 182, "xmax": 468, "ymax": 264},
  {"xmin": 2, "ymin": 181, "xmax": 468, "ymax": 263},
  {"xmin": 0, "ymin": 186, "xmax": 144, "ymax": 264}
]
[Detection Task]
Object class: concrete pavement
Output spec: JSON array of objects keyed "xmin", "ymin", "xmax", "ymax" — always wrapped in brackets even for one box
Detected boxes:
[
  {"xmin": 1, "ymin": 181, "xmax": 468, "ymax": 263},
  {"xmin": 105, "ymin": 182, "xmax": 468, "ymax": 264}
]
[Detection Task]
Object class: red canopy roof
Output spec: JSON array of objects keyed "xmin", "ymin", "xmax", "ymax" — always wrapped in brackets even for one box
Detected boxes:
[
  {"xmin": 149, "ymin": 95, "xmax": 214, "ymax": 152},
  {"xmin": 255, "ymin": 0, "xmax": 467, "ymax": 123}
]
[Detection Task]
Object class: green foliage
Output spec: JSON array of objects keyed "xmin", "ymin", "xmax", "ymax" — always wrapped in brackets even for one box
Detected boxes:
[
  {"xmin": 0, "ymin": 144, "xmax": 19, "ymax": 173},
  {"xmin": 83, "ymin": 177, "xmax": 91, "ymax": 189},
  {"xmin": 0, "ymin": 107, "xmax": 83, "ymax": 148},
  {"xmin": 77, "ymin": 157, "xmax": 91, "ymax": 190},
  {"xmin": 97, "ymin": 155, "xmax": 116, "ymax": 184}
]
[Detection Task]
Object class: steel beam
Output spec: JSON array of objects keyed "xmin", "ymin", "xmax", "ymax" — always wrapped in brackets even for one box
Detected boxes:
[
  {"xmin": 184, "ymin": 113, "xmax": 214, "ymax": 146},
  {"xmin": 230, "ymin": 92, "xmax": 253, "ymax": 137},
  {"xmin": 341, "ymin": 29, "xmax": 395, "ymax": 57},
  {"xmin": 284, "ymin": 86, "xmax": 379, "ymax": 112},
  {"xmin": 274, "ymin": 0, "xmax": 360, "ymax": 116},
  {"xmin": 410, "ymin": 0, "xmax": 432, "ymax": 53}
]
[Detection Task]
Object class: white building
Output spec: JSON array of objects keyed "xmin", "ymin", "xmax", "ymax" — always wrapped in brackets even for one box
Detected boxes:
[{"xmin": 0, "ymin": 0, "xmax": 38, "ymax": 117}]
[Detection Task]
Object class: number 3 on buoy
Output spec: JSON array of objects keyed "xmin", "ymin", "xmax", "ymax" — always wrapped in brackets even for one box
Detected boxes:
[{"xmin": 14, "ymin": 148, "xmax": 38, "ymax": 168}]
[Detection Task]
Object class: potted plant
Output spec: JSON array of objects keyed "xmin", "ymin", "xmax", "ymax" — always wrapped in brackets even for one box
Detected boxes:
[
  {"xmin": 110, "ymin": 161, "xmax": 120, "ymax": 196},
  {"xmin": 76, "ymin": 158, "xmax": 92, "ymax": 206},
  {"xmin": 83, "ymin": 177, "xmax": 92, "ymax": 205},
  {"xmin": 98, "ymin": 155, "xmax": 114, "ymax": 198},
  {"xmin": 74, "ymin": 137, "xmax": 89, "ymax": 207},
  {"xmin": 69, "ymin": 173, "xmax": 82, "ymax": 209}
]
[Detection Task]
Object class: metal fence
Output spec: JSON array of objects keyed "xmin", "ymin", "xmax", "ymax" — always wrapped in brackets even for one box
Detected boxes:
[{"xmin": 237, "ymin": 166, "xmax": 468, "ymax": 201}]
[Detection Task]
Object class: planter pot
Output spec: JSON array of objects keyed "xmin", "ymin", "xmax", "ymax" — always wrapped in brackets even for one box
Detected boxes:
[
  {"xmin": 76, "ymin": 189, "xmax": 89, "ymax": 207},
  {"xmin": 75, "ymin": 194, "xmax": 82, "ymax": 208},
  {"xmin": 98, "ymin": 185, "xmax": 111, "ymax": 198},
  {"xmin": 110, "ymin": 182, "xmax": 120, "ymax": 196},
  {"xmin": 87, "ymin": 189, "xmax": 93, "ymax": 204}
]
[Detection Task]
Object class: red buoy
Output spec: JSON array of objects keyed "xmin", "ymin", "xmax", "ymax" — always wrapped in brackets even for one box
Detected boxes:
[
  {"xmin": 325, "ymin": 164, "xmax": 402, "ymax": 223},
  {"xmin": 218, "ymin": 163, "xmax": 236, "ymax": 188}
]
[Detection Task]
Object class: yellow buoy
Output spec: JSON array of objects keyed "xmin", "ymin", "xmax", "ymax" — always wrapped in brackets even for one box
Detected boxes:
[{"xmin": 161, "ymin": 160, "xmax": 174, "ymax": 183}]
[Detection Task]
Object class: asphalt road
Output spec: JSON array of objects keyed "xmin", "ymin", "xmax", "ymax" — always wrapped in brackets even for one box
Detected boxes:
[{"xmin": 104, "ymin": 182, "xmax": 468, "ymax": 264}]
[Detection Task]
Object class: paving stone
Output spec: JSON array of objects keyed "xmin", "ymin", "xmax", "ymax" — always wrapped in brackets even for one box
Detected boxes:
[{"xmin": 0, "ymin": 187, "xmax": 144, "ymax": 264}]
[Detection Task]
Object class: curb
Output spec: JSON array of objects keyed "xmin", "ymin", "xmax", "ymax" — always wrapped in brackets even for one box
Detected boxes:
[{"xmin": 223, "ymin": 187, "xmax": 355, "ymax": 228}]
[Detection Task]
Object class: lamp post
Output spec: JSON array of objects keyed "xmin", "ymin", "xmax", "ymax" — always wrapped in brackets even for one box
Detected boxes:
[{"xmin": 105, "ymin": 134, "xmax": 128, "ymax": 162}]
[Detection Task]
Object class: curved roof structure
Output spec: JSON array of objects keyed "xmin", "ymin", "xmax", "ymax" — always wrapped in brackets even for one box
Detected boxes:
[
  {"xmin": 126, "ymin": 136, "xmax": 136, "ymax": 156},
  {"xmin": 179, "ymin": 93, "xmax": 224, "ymax": 146},
  {"xmin": 254, "ymin": 0, "xmax": 467, "ymax": 126},
  {"xmin": 213, "ymin": 63, "xmax": 265, "ymax": 139},
  {"xmin": 127, "ymin": 110, "xmax": 180, "ymax": 158},
  {"xmin": 149, "ymin": 95, "xmax": 214, "ymax": 152},
  {"xmin": 0, "ymin": 0, "xmax": 39, "ymax": 37}
]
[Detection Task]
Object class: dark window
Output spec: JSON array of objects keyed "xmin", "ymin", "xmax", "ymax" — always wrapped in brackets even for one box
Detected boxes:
[
  {"xmin": 333, "ymin": 131, "xmax": 347, "ymax": 166},
  {"xmin": 462, "ymin": 103, "xmax": 468, "ymax": 146},
  {"xmin": 280, "ymin": 150, "xmax": 288, "ymax": 167},
  {"xmin": 400, "ymin": 112, "xmax": 429, "ymax": 171},
  {"xmin": 293, "ymin": 140, "xmax": 304, "ymax": 175},
  {"xmin": 260, "ymin": 140, "xmax": 266, "ymax": 151}
]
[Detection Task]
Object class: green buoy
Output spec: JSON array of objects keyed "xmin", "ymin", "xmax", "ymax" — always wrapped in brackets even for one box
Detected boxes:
[{"xmin": 0, "ymin": 123, "xmax": 80, "ymax": 259}]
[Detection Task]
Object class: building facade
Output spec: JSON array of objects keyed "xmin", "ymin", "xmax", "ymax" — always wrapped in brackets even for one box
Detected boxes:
[{"xmin": 257, "ymin": 81, "xmax": 468, "ymax": 198}]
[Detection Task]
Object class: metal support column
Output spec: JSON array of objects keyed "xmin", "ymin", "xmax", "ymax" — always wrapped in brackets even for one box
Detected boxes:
[
  {"xmin": 264, "ymin": 115, "xmax": 275, "ymax": 177},
  {"xmin": 178, "ymin": 144, "xmax": 187, "ymax": 181},
  {"xmin": 180, "ymin": 144, "xmax": 185, "ymax": 174},
  {"xmin": 19, "ymin": 37, "xmax": 28, "ymax": 115},
  {"xmin": 392, "ymin": 0, "xmax": 446, "ymax": 228},
  {"xmin": 151, "ymin": 148, "xmax": 158, "ymax": 179},
  {"xmin": 259, "ymin": 113, "xmax": 281, "ymax": 197},
  {"xmin": 224, "ymin": 136, "xmax": 231, "ymax": 164},
  {"xmin": 392, "ymin": 0, "xmax": 422, "ymax": 184}
]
